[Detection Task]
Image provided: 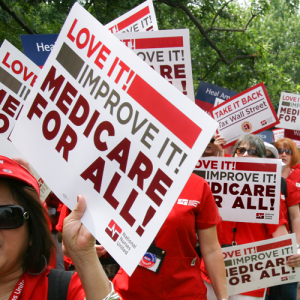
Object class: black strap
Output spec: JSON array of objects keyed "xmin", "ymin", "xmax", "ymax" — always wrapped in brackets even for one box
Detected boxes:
[
  {"xmin": 281, "ymin": 177, "xmax": 292, "ymax": 232},
  {"xmin": 47, "ymin": 269, "xmax": 74, "ymax": 300},
  {"xmin": 281, "ymin": 177, "xmax": 287, "ymax": 199}
]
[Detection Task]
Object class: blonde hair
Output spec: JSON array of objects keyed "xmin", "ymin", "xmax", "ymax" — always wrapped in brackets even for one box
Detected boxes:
[{"xmin": 274, "ymin": 138, "xmax": 300, "ymax": 167}]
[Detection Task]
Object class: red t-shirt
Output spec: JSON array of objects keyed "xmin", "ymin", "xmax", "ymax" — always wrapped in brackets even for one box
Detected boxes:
[
  {"xmin": 113, "ymin": 173, "xmax": 221, "ymax": 300},
  {"xmin": 55, "ymin": 204, "xmax": 70, "ymax": 233},
  {"xmin": 15, "ymin": 266, "xmax": 85, "ymax": 300},
  {"xmin": 288, "ymin": 164, "xmax": 300, "ymax": 197},
  {"xmin": 201, "ymin": 198, "xmax": 288, "ymax": 298},
  {"xmin": 281, "ymin": 178, "xmax": 300, "ymax": 232}
]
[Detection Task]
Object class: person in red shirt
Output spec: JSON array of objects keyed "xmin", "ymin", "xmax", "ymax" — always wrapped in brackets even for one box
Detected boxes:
[
  {"xmin": 201, "ymin": 134, "xmax": 300, "ymax": 300},
  {"xmin": 0, "ymin": 156, "xmax": 119, "ymax": 300},
  {"xmin": 274, "ymin": 138, "xmax": 300, "ymax": 185},
  {"xmin": 113, "ymin": 173, "xmax": 228, "ymax": 300}
]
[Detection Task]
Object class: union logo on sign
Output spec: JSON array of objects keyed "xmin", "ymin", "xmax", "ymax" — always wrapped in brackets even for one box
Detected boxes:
[
  {"xmin": 261, "ymin": 120, "xmax": 267, "ymax": 126},
  {"xmin": 256, "ymin": 213, "xmax": 264, "ymax": 219},
  {"xmin": 281, "ymin": 276, "xmax": 288, "ymax": 281},
  {"xmin": 241, "ymin": 122, "xmax": 252, "ymax": 132},
  {"xmin": 105, "ymin": 220, "xmax": 122, "ymax": 242}
]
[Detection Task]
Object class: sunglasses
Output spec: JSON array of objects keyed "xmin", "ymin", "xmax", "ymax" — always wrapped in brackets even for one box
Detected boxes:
[
  {"xmin": 0, "ymin": 205, "xmax": 29, "ymax": 229},
  {"xmin": 277, "ymin": 148, "xmax": 293, "ymax": 155},
  {"xmin": 210, "ymin": 138, "xmax": 215, "ymax": 144},
  {"xmin": 236, "ymin": 147, "xmax": 259, "ymax": 157}
]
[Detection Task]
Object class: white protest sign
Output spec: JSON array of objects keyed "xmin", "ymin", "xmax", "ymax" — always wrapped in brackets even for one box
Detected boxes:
[
  {"xmin": 210, "ymin": 83, "xmax": 279, "ymax": 147},
  {"xmin": 223, "ymin": 234, "xmax": 300, "ymax": 295},
  {"xmin": 0, "ymin": 40, "xmax": 50, "ymax": 201},
  {"xmin": 276, "ymin": 92, "xmax": 300, "ymax": 130},
  {"xmin": 115, "ymin": 29, "xmax": 194, "ymax": 102},
  {"xmin": 11, "ymin": 3, "xmax": 218, "ymax": 276},
  {"xmin": 106, "ymin": 0, "xmax": 157, "ymax": 33},
  {"xmin": 0, "ymin": 40, "xmax": 39, "ymax": 157},
  {"xmin": 194, "ymin": 157, "xmax": 281, "ymax": 223}
]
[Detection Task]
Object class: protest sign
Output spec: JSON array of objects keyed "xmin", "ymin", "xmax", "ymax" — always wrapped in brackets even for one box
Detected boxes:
[
  {"xmin": 0, "ymin": 40, "xmax": 40, "ymax": 158},
  {"xmin": 195, "ymin": 81, "xmax": 237, "ymax": 113},
  {"xmin": 0, "ymin": 40, "xmax": 50, "ymax": 200},
  {"xmin": 21, "ymin": 0, "xmax": 158, "ymax": 67},
  {"xmin": 273, "ymin": 128, "xmax": 300, "ymax": 147},
  {"xmin": 210, "ymin": 83, "xmax": 280, "ymax": 147},
  {"xmin": 276, "ymin": 92, "xmax": 300, "ymax": 130},
  {"xmin": 223, "ymin": 234, "xmax": 300, "ymax": 295},
  {"xmin": 21, "ymin": 34, "xmax": 58, "ymax": 67},
  {"xmin": 106, "ymin": 0, "xmax": 157, "ymax": 33},
  {"xmin": 194, "ymin": 157, "xmax": 281, "ymax": 223},
  {"xmin": 11, "ymin": 3, "xmax": 218, "ymax": 276},
  {"xmin": 256, "ymin": 130, "xmax": 274, "ymax": 143},
  {"xmin": 115, "ymin": 29, "xmax": 194, "ymax": 101}
]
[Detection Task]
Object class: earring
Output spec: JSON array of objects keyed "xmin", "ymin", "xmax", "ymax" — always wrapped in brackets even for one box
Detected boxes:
[{"xmin": 26, "ymin": 255, "xmax": 47, "ymax": 276}]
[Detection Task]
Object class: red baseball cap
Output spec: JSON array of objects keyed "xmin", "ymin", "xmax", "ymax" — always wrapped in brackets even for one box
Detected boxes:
[{"xmin": 0, "ymin": 156, "xmax": 40, "ymax": 195}]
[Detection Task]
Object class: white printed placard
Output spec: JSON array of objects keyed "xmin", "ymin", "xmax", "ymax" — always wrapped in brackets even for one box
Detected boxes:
[
  {"xmin": 276, "ymin": 92, "xmax": 300, "ymax": 130},
  {"xmin": 0, "ymin": 40, "xmax": 40, "ymax": 158},
  {"xmin": 194, "ymin": 157, "xmax": 281, "ymax": 223},
  {"xmin": 0, "ymin": 40, "xmax": 50, "ymax": 201},
  {"xmin": 11, "ymin": 3, "xmax": 218, "ymax": 276},
  {"xmin": 115, "ymin": 29, "xmax": 194, "ymax": 102},
  {"xmin": 106, "ymin": 0, "xmax": 158, "ymax": 33},
  {"xmin": 210, "ymin": 83, "xmax": 280, "ymax": 147},
  {"xmin": 223, "ymin": 234, "xmax": 300, "ymax": 295}
]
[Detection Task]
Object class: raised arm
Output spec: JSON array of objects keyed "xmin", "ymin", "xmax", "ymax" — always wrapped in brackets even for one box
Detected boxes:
[{"xmin": 63, "ymin": 195, "xmax": 119, "ymax": 300}]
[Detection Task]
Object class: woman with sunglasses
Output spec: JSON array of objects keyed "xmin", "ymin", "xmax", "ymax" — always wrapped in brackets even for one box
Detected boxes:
[
  {"xmin": 201, "ymin": 134, "xmax": 300, "ymax": 300},
  {"xmin": 202, "ymin": 134, "xmax": 228, "ymax": 157},
  {"xmin": 274, "ymin": 138, "xmax": 300, "ymax": 184},
  {"xmin": 0, "ymin": 156, "xmax": 120, "ymax": 300}
]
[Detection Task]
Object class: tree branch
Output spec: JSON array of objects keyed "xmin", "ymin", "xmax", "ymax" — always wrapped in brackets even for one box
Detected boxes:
[
  {"xmin": 210, "ymin": 0, "xmax": 234, "ymax": 27},
  {"xmin": 159, "ymin": 0, "xmax": 258, "ymax": 66},
  {"xmin": 0, "ymin": 0, "xmax": 37, "ymax": 34},
  {"xmin": 206, "ymin": 13, "xmax": 257, "ymax": 33}
]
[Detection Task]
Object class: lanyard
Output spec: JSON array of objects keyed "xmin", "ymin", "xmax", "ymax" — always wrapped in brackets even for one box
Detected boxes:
[
  {"xmin": 8, "ymin": 275, "xmax": 24, "ymax": 300},
  {"xmin": 232, "ymin": 222, "xmax": 237, "ymax": 246}
]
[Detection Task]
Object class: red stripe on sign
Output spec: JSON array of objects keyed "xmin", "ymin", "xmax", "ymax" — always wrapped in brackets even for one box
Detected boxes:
[
  {"xmin": 135, "ymin": 37, "xmax": 184, "ymax": 49},
  {"xmin": 117, "ymin": 7, "xmax": 150, "ymax": 31},
  {"xmin": 127, "ymin": 75, "xmax": 201, "ymax": 148},
  {"xmin": 257, "ymin": 239, "xmax": 292, "ymax": 252},
  {"xmin": 235, "ymin": 162, "xmax": 277, "ymax": 172}
]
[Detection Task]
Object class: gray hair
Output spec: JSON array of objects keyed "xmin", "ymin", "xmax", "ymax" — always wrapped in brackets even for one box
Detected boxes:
[{"xmin": 231, "ymin": 134, "xmax": 266, "ymax": 158}]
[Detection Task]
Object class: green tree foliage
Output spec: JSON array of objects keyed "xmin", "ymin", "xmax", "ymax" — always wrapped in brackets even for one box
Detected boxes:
[{"xmin": 0, "ymin": 0, "xmax": 299, "ymax": 108}]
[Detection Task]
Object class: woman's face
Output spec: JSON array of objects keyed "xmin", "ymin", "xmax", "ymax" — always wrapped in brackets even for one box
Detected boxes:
[
  {"xmin": 234, "ymin": 142, "xmax": 258, "ymax": 158},
  {"xmin": 277, "ymin": 143, "xmax": 292, "ymax": 166},
  {"xmin": 203, "ymin": 140, "xmax": 218, "ymax": 156},
  {"xmin": 0, "ymin": 182, "xmax": 30, "ymax": 278}
]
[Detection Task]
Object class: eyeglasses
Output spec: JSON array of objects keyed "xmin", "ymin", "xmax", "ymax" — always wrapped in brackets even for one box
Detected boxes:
[
  {"xmin": 0, "ymin": 205, "xmax": 29, "ymax": 229},
  {"xmin": 210, "ymin": 138, "xmax": 215, "ymax": 144},
  {"xmin": 236, "ymin": 147, "xmax": 259, "ymax": 157},
  {"xmin": 277, "ymin": 148, "xmax": 293, "ymax": 155}
]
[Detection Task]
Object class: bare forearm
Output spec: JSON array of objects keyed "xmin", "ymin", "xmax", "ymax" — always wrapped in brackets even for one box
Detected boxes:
[
  {"xmin": 203, "ymin": 248, "xmax": 227, "ymax": 300},
  {"xmin": 291, "ymin": 218, "xmax": 300, "ymax": 244},
  {"xmin": 71, "ymin": 249, "xmax": 111, "ymax": 300}
]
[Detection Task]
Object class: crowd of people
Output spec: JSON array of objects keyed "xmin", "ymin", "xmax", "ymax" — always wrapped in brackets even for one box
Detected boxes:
[{"xmin": 0, "ymin": 134, "xmax": 300, "ymax": 300}]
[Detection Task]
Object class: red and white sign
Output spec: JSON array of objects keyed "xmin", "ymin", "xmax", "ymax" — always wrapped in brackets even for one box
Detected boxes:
[
  {"xmin": 210, "ymin": 83, "xmax": 279, "ymax": 147},
  {"xmin": 223, "ymin": 234, "xmax": 300, "ymax": 295},
  {"xmin": 273, "ymin": 128, "xmax": 300, "ymax": 147},
  {"xmin": 276, "ymin": 92, "xmax": 300, "ymax": 130},
  {"xmin": 10, "ymin": 3, "xmax": 217, "ymax": 276},
  {"xmin": 106, "ymin": 0, "xmax": 158, "ymax": 33},
  {"xmin": 115, "ymin": 29, "xmax": 194, "ymax": 102},
  {"xmin": 0, "ymin": 40, "xmax": 39, "ymax": 158},
  {"xmin": 194, "ymin": 157, "xmax": 281, "ymax": 223},
  {"xmin": 0, "ymin": 40, "xmax": 50, "ymax": 201}
]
